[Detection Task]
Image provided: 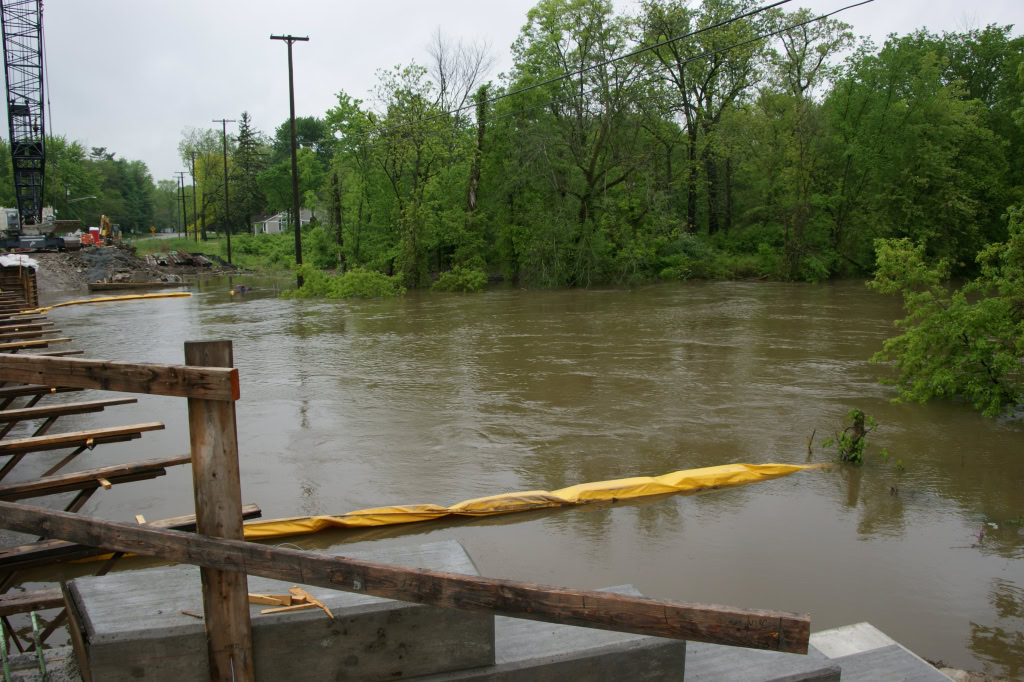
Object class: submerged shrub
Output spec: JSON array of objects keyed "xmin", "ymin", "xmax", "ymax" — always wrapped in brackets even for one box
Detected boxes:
[
  {"xmin": 282, "ymin": 265, "xmax": 406, "ymax": 299},
  {"xmin": 433, "ymin": 265, "xmax": 487, "ymax": 293}
]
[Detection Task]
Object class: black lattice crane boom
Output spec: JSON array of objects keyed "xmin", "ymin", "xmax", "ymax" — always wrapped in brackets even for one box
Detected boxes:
[{"xmin": 0, "ymin": 0, "xmax": 44, "ymax": 235}]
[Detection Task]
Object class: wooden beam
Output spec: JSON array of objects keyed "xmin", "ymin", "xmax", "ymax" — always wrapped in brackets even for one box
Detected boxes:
[
  {"xmin": 0, "ymin": 587, "xmax": 63, "ymax": 616},
  {"xmin": 0, "ymin": 330, "xmax": 59, "ymax": 341},
  {"xmin": 0, "ymin": 504, "xmax": 262, "ymax": 571},
  {"xmin": 184, "ymin": 340, "xmax": 253, "ymax": 681},
  {"xmin": 0, "ymin": 316, "xmax": 47, "ymax": 327},
  {"xmin": 0, "ymin": 385, "xmax": 81, "ymax": 400},
  {"xmin": 0, "ymin": 397, "xmax": 137, "ymax": 423},
  {"xmin": 0, "ymin": 338, "xmax": 70, "ymax": 351},
  {"xmin": 0, "ymin": 422, "xmax": 164, "ymax": 454},
  {"xmin": 0, "ymin": 354, "xmax": 240, "ymax": 401},
  {"xmin": 0, "ymin": 501, "xmax": 810, "ymax": 653},
  {"xmin": 0, "ymin": 323, "xmax": 54, "ymax": 333},
  {"xmin": 32, "ymin": 350, "xmax": 85, "ymax": 357},
  {"xmin": 0, "ymin": 455, "xmax": 190, "ymax": 500}
]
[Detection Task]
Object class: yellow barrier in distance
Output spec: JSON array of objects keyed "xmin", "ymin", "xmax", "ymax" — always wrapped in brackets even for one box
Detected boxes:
[
  {"xmin": 24, "ymin": 292, "xmax": 192, "ymax": 315},
  {"xmin": 242, "ymin": 463, "xmax": 817, "ymax": 541}
]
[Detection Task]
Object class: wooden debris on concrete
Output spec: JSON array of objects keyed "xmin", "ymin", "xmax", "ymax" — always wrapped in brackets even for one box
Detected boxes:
[
  {"xmin": 289, "ymin": 586, "xmax": 334, "ymax": 619},
  {"xmin": 259, "ymin": 603, "xmax": 317, "ymax": 615}
]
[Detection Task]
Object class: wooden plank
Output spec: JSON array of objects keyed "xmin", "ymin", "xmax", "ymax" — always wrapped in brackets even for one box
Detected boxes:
[
  {"xmin": 0, "ymin": 501, "xmax": 811, "ymax": 654},
  {"xmin": 260, "ymin": 603, "xmax": 316, "ymax": 615},
  {"xmin": 0, "ymin": 455, "xmax": 191, "ymax": 500},
  {"xmin": 32, "ymin": 350, "xmax": 85, "ymax": 357},
  {"xmin": 0, "ymin": 338, "xmax": 69, "ymax": 351},
  {"xmin": 0, "ymin": 385, "xmax": 80, "ymax": 401},
  {"xmin": 247, "ymin": 593, "xmax": 289, "ymax": 606},
  {"xmin": 0, "ymin": 330, "xmax": 59, "ymax": 341},
  {"xmin": 184, "ymin": 340, "xmax": 253, "ymax": 681},
  {"xmin": 0, "ymin": 587, "xmax": 63, "ymax": 616},
  {"xmin": 0, "ymin": 316, "xmax": 47, "ymax": 326},
  {"xmin": 0, "ymin": 422, "xmax": 164, "ymax": 454},
  {"xmin": 0, "ymin": 504, "xmax": 262, "ymax": 571},
  {"xmin": 0, "ymin": 398, "xmax": 137, "ymax": 423},
  {"xmin": 0, "ymin": 323, "xmax": 54, "ymax": 333},
  {"xmin": 0, "ymin": 385, "xmax": 81, "ymax": 400},
  {"xmin": 0, "ymin": 354, "xmax": 240, "ymax": 401}
]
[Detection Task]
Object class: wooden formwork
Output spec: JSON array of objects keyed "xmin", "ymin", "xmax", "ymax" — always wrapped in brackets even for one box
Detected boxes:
[
  {"xmin": 0, "ymin": 345, "xmax": 812, "ymax": 681},
  {"xmin": 0, "ymin": 265, "xmax": 38, "ymax": 310}
]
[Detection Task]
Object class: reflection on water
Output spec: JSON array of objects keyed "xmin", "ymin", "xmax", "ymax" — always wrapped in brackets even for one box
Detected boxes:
[{"xmin": 9, "ymin": 277, "xmax": 1021, "ymax": 675}]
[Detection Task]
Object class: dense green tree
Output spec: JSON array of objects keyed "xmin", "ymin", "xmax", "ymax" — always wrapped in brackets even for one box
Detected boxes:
[{"xmin": 233, "ymin": 111, "xmax": 270, "ymax": 231}]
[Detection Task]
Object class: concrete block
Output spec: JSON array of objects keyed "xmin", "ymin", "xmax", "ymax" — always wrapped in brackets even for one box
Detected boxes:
[
  {"xmin": 4, "ymin": 645, "xmax": 81, "ymax": 682},
  {"xmin": 829, "ymin": 644, "xmax": 952, "ymax": 681},
  {"xmin": 69, "ymin": 539, "xmax": 493, "ymax": 681},
  {"xmin": 415, "ymin": 585, "xmax": 686, "ymax": 681},
  {"xmin": 810, "ymin": 622, "xmax": 954, "ymax": 681},
  {"xmin": 683, "ymin": 641, "xmax": 840, "ymax": 682},
  {"xmin": 809, "ymin": 621, "xmax": 898, "ymax": 658}
]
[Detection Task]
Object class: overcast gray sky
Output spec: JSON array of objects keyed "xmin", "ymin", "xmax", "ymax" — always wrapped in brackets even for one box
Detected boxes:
[{"xmin": 39, "ymin": 0, "xmax": 1022, "ymax": 185}]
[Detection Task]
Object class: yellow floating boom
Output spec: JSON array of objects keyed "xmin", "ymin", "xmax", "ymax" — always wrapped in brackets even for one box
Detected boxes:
[
  {"xmin": 24, "ymin": 292, "xmax": 191, "ymax": 314},
  {"xmin": 242, "ymin": 463, "xmax": 818, "ymax": 541}
]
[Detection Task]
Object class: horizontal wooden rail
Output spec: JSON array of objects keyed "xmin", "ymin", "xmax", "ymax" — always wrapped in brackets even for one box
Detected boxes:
[
  {"xmin": 0, "ymin": 330, "xmax": 60, "ymax": 341},
  {"xmin": 0, "ymin": 323, "xmax": 54, "ymax": 333},
  {"xmin": 0, "ymin": 502, "xmax": 809, "ymax": 653},
  {"xmin": 0, "ymin": 454, "xmax": 190, "ymax": 500},
  {"xmin": 0, "ymin": 504, "xmax": 263, "ymax": 571},
  {"xmin": 0, "ymin": 354, "xmax": 240, "ymax": 401},
  {"xmin": 0, "ymin": 338, "xmax": 69, "ymax": 351},
  {"xmin": 0, "ymin": 316, "xmax": 46, "ymax": 326},
  {"xmin": 0, "ymin": 397, "xmax": 137, "ymax": 423},
  {"xmin": 0, "ymin": 385, "xmax": 82, "ymax": 400},
  {"xmin": 0, "ymin": 422, "xmax": 164, "ymax": 455},
  {"xmin": 0, "ymin": 587, "xmax": 63, "ymax": 616}
]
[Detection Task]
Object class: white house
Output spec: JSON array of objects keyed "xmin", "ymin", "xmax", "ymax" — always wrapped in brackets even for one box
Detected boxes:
[{"xmin": 252, "ymin": 209, "xmax": 314, "ymax": 235}]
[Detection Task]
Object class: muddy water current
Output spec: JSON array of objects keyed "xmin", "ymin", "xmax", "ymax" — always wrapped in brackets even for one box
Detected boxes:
[{"xmin": 12, "ymin": 277, "xmax": 1024, "ymax": 676}]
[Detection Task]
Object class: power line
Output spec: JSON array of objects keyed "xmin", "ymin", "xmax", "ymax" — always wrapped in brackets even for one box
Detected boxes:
[
  {"xmin": 354, "ymin": 0, "xmax": 795, "ymax": 141},
  {"xmin": 341, "ymin": 0, "xmax": 875, "ymax": 155}
]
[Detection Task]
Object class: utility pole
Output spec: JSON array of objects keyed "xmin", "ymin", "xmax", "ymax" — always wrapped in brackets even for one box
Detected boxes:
[
  {"xmin": 189, "ymin": 153, "xmax": 199, "ymax": 243},
  {"xmin": 175, "ymin": 171, "xmax": 188, "ymax": 239},
  {"xmin": 212, "ymin": 118, "xmax": 236, "ymax": 263},
  {"xmin": 270, "ymin": 33, "xmax": 309, "ymax": 287}
]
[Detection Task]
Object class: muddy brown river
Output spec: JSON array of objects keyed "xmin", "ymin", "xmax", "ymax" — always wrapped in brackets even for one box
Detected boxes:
[{"xmin": 12, "ymin": 277, "xmax": 1024, "ymax": 677}]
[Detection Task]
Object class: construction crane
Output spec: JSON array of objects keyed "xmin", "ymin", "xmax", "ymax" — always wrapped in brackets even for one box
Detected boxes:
[
  {"xmin": 0, "ymin": 0, "xmax": 67, "ymax": 250},
  {"xmin": 1, "ymin": 0, "xmax": 44, "ymax": 231}
]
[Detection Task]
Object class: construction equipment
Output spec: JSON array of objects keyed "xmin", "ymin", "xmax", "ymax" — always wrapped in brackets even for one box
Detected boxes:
[
  {"xmin": 98, "ymin": 214, "xmax": 120, "ymax": 243},
  {"xmin": 0, "ymin": 0, "xmax": 69, "ymax": 252}
]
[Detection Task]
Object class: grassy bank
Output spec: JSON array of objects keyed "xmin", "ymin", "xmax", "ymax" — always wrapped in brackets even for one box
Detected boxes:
[{"xmin": 131, "ymin": 234, "xmax": 293, "ymax": 273}]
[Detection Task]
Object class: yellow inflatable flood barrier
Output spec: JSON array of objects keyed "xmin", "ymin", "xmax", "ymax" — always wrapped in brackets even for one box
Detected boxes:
[
  {"xmin": 242, "ymin": 462, "xmax": 818, "ymax": 541},
  {"xmin": 24, "ymin": 291, "xmax": 191, "ymax": 315}
]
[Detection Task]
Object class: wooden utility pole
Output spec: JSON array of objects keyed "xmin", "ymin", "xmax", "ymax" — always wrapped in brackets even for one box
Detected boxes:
[
  {"xmin": 183, "ymin": 340, "xmax": 253, "ymax": 681},
  {"xmin": 270, "ymin": 34, "xmax": 309, "ymax": 288},
  {"xmin": 212, "ymin": 119, "xmax": 236, "ymax": 260},
  {"xmin": 174, "ymin": 172, "xmax": 187, "ymax": 239},
  {"xmin": 188, "ymin": 153, "xmax": 199, "ymax": 243}
]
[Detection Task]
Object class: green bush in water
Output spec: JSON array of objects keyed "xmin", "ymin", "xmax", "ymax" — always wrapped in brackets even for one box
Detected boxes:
[
  {"xmin": 433, "ymin": 265, "xmax": 488, "ymax": 293},
  {"xmin": 282, "ymin": 265, "xmax": 406, "ymax": 299}
]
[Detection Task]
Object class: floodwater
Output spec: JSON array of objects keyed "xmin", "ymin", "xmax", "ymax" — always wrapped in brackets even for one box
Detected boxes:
[{"xmin": 10, "ymin": 277, "xmax": 1024, "ymax": 676}]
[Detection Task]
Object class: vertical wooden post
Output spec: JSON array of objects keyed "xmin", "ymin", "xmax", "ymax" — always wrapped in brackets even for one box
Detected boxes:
[{"xmin": 184, "ymin": 340, "xmax": 254, "ymax": 681}]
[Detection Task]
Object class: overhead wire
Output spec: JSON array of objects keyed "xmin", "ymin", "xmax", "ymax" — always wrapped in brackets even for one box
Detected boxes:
[
  {"xmin": 353, "ymin": 0, "xmax": 794, "ymax": 142},
  {"xmin": 338, "ymin": 0, "xmax": 875, "ymax": 156}
]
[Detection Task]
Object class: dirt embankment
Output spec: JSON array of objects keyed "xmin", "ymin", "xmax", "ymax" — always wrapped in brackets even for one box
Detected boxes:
[{"xmin": 33, "ymin": 246, "xmax": 236, "ymax": 293}]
